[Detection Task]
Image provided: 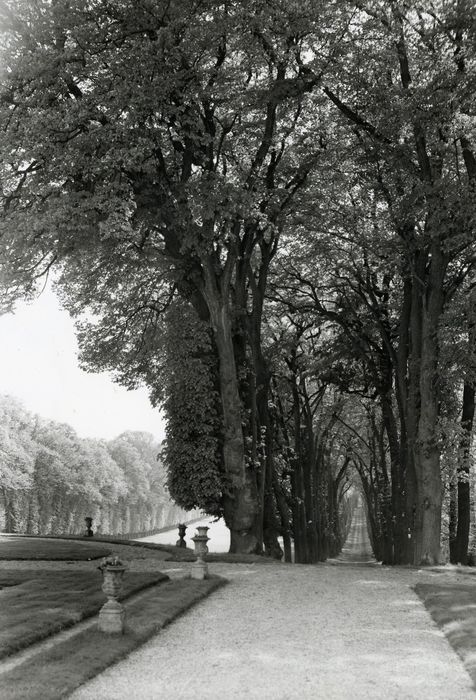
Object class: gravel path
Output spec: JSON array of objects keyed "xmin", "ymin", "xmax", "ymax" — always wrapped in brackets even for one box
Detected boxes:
[
  {"xmin": 71, "ymin": 508, "xmax": 476, "ymax": 700},
  {"xmin": 333, "ymin": 504, "xmax": 375, "ymax": 564}
]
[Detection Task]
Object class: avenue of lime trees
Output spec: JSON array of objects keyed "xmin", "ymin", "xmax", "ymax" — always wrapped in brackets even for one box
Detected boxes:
[{"xmin": 0, "ymin": 1, "xmax": 475, "ymax": 564}]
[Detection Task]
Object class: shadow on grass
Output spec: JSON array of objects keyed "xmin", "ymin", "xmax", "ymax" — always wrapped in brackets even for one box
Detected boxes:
[
  {"xmin": 0, "ymin": 575, "xmax": 226, "ymax": 700},
  {"xmin": 0, "ymin": 533, "xmax": 285, "ymax": 564},
  {"xmin": 1, "ymin": 533, "xmax": 193, "ymax": 560},
  {"xmin": 0, "ymin": 569, "xmax": 168, "ymax": 658},
  {"xmin": 415, "ymin": 581, "xmax": 476, "ymax": 690},
  {"xmin": 0, "ymin": 536, "xmax": 112, "ymax": 561}
]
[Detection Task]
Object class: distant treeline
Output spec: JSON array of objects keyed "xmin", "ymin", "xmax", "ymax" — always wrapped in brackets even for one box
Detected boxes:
[{"xmin": 0, "ymin": 395, "xmax": 194, "ymax": 535}]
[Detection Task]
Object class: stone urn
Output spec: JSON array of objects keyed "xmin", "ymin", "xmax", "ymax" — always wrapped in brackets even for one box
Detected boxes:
[
  {"xmin": 84, "ymin": 517, "xmax": 94, "ymax": 537},
  {"xmin": 191, "ymin": 526, "xmax": 210, "ymax": 580},
  {"xmin": 98, "ymin": 557, "xmax": 127, "ymax": 633},
  {"xmin": 176, "ymin": 523, "xmax": 187, "ymax": 548}
]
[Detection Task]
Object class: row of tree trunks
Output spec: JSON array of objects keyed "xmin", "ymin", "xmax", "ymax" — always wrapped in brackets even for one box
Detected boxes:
[{"xmin": 321, "ymin": 4, "xmax": 476, "ymax": 567}]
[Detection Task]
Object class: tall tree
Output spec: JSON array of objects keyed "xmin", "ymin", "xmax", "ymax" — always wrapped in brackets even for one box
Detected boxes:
[
  {"xmin": 0, "ymin": 0, "xmax": 346, "ymax": 552},
  {"xmin": 281, "ymin": 0, "xmax": 476, "ymax": 564}
]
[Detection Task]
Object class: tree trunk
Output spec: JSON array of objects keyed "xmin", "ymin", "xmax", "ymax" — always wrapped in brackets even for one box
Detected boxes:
[
  {"xmin": 203, "ymin": 262, "xmax": 261, "ymax": 553},
  {"xmin": 449, "ymin": 478, "xmax": 458, "ymax": 563},
  {"xmin": 453, "ymin": 281, "xmax": 476, "ymax": 564},
  {"xmin": 380, "ymin": 391, "xmax": 408, "ymax": 563},
  {"xmin": 290, "ymin": 376, "xmax": 309, "ymax": 563},
  {"xmin": 394, "ymin": 269, "xmax": 416, "ymax": 564},
  {"xmin": 412, "ymin": 243, "xmax": 447, "ymax": 565},
  {"xmin": 454, "ymin": 382, "xmax": 475, "ymax": 564},
  {"xmin": 255, "ymin": 350, "xmax": 281, "ymax": 558},
  {"xmin": 273, "ymin": 472, "xmax": 292, "ymax": 562}
]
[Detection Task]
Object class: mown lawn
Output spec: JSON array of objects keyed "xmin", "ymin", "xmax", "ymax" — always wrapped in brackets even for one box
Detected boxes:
[
  {"xmin": 415, "ymin": 580, "xmax": 476, "ymax": 689},
  {"xmin": 0, "ymin": 535, "xmax": 112, "ymax": 560},
  {"xmin": 0, "ymin": 568, "xmax": 168, "ymax": 658},
  {"xmin": 0, "ymin": 575, "xmax": 226, "ymax": 700}
]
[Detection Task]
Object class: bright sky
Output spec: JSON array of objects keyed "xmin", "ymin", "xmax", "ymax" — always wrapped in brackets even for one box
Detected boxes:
[{"xmin": 0, "ymin": 287, "xmax": 166, "ymax": 442}]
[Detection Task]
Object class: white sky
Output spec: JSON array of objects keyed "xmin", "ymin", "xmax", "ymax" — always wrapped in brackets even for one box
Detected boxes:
[{"xmin": 0, "ymin": 287, "xmax": 166, "ymax": 442}]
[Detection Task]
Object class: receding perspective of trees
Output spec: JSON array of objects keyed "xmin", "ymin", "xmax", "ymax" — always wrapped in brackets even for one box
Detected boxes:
[
  {"xmin": 0, "ymin": 395, "xmax": 188, "ymax": 535},
  {"xmin": 0, "ymin": 1, "xmax": 475, "ymax": 564}
]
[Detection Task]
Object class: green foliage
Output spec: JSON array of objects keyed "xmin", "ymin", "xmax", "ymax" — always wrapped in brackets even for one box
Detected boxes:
[
  {"xmin": 0, "ymin": 0, "xmax": 352, "ymax": 551},
  {"xmin": 0, "ymin": 395, "xmax": 183, "ymax": 535},
  {"xmin": 0, "ymin": 396, "xmax": 35, "ymax": 491},
  {"xmin": 163, "ymin": 301, "xmax": 224, "ymax": 516}
]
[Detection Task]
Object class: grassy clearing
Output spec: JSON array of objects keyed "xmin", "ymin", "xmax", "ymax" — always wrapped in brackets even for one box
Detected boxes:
[
  {"xmin": 0, "ymin": 569, "xmax": 168, "ymax": 658},
  {"xmin": 0, "ymin": 575, "xmax": 226, "ymax": 700},
  {"xmin": 0, "ymin": 536, "xmax": 112, "ymax": 561},
  {"xmin": 415, "ymin": 581, "xmax": 476, "ymax": 689}
]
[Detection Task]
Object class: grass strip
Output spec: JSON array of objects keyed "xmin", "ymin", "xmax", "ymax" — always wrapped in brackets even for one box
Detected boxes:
[
  {"xmin": 1, "ymin": 533, "xmax": 194, "ymax": 560},
  {"xmin": 415, "ymin": 581, "xmax": 476, "ymax": 689},
  {"xmin": 0, "ymin": 575, "xmax": 227, "ymax": 700},
  {"xmin": 205, "ymin": 552, "xmax": 282, "ymax": 564},
  {"xmin": 1, "ymin": 533, "xmax": 284, "ymax": 564},
  {"xmin": 0, "ymin": 536, "xmax": 112, "ymax": 561},
  {"xmin": 0, "ymin": 569, "xmax": 168, "ymax": 659}
]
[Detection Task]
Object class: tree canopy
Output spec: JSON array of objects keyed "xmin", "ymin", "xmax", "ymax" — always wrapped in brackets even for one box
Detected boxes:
[{"xmin": 0, "ymin": 395, "xmax": 191, "ymax": 535}]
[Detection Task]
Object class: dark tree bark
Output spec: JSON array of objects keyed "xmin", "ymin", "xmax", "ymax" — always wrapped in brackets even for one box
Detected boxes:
[
  {"xmin": 452, "ymin": 282, "xmax": 476, "ymax": 564},
  {"xmin": 454, "ymin": 382, "xmax": 475, "ymax": 564}
]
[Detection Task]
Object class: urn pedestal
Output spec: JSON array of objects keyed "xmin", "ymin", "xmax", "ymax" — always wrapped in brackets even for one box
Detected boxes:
[
  {"xmin": 191, "ymin": 526, "xmax": 210, "ymax": 580},
  {"xmin": 98, "ymin": 565, "xmax": 126, "ymax": 633}
]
